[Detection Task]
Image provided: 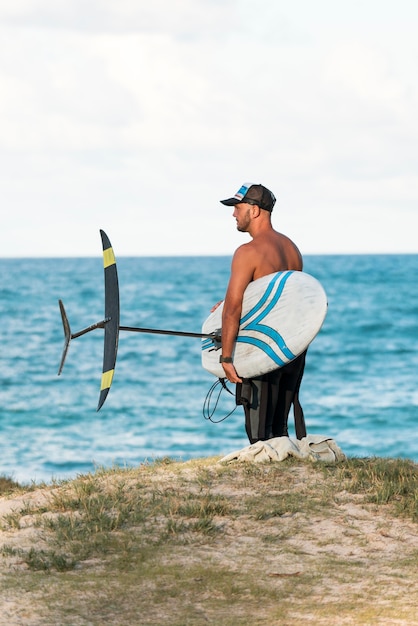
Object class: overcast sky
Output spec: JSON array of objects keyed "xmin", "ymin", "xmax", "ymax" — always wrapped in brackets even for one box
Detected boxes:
[{"xmin": 1, "ymin": 0, "xmax": 418, "ymax": 257}]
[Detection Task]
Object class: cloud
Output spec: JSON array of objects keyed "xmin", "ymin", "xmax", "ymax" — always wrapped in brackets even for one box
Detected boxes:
[
  {"xmin": 1, "ymin": 1, "xmax": 418, "ymax": 256},
  {"xmin": 0, "ymin": 0, "xmax": 234, "ymax": 36}
]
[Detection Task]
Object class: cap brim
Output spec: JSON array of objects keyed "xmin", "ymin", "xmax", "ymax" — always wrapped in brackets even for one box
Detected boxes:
[{"xmin": 220, "ymin": 197, "xmax": 240, "ymax": 206}]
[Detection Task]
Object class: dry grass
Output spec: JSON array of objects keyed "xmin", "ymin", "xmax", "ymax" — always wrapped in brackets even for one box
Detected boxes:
[{"xmin": 0, "ymin": 455, "xmax": 417, "ymax": 625}]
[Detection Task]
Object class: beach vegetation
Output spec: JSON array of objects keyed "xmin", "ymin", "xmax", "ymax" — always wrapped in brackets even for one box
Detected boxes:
[{"xmin": 0, "ymin": 456, "xmax": 417, "ymax": 624}]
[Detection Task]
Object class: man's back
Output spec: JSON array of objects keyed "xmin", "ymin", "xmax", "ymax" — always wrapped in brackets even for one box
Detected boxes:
[{"xmin": 245, "ymin": 230, "xmax": 303, "ymax": 281}]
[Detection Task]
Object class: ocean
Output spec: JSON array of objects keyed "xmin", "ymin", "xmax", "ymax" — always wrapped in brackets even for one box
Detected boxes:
[{"xmin": 0, "ymin": 254, "xmax": 417, "ymax": 484}]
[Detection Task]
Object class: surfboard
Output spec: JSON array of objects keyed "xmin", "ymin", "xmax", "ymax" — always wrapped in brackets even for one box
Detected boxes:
[{"xmin": 201, "ymin": 270, "xmax": 327, "ymax": 379}]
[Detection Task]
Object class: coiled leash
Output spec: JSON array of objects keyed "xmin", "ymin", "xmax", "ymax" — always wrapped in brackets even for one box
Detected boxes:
[{"xmin": 202, "ymin": 378, "xmax": 238, "ymax": 423}]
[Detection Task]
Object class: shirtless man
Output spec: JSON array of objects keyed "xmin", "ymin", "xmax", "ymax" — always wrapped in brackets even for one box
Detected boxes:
[{"xmin": 218, "ymin": 182, "xmax": 307, "ymax": 442}]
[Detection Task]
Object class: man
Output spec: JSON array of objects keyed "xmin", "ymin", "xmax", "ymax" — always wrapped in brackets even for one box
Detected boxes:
[{"xmin": 218, "ymin": 182, "xmax": 307, "ymax": 443}]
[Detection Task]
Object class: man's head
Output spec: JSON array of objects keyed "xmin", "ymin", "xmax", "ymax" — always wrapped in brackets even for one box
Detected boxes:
[{"xmin": 220, "ymin": 182, "xmax": 276, "ymax": 213}]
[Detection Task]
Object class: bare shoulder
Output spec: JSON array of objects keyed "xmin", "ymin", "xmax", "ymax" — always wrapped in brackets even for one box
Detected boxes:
[
  {"xmin": 224, "ymin": 244, "xmax": 257, "ymax": 293},
  {"xmin": 251, "ymin": 230, "xmax": 303, "ymax": 275},
  {"xmin": 232, "ymin": 240, "xmax": 257, "ymax": 260},
  {"xmin": 232, "ymin": 241, "xmax": 260, "ymax": 272},
  {"xmin": 278, "ymin": 231, "xmax": 303, "ymax": 263}
]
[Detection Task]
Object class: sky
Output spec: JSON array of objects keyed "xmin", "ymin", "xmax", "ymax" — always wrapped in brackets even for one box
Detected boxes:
[{"xmin": 1, "ymin": 0, "xmax": 418, "ymax": 257}]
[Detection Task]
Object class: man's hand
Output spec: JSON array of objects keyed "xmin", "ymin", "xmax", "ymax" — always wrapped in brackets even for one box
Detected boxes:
[
  {"xmin": 210, "ymin": 300, "xmax": 223, "ymax": 313},
  {"xmin": 221, "ymin": 361, "xmax": 242, "ymax": 384}
]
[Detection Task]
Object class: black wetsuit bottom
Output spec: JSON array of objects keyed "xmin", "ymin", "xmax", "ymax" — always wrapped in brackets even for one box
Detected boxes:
[{"xmin": 236, "ymin": 351, "xmax": 307, "ymax": 444}]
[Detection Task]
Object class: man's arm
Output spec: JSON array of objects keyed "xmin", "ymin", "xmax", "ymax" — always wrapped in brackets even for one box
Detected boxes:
[{"xmin": 221, "ymin": 245, "xmax": 255, "ymax": 383}]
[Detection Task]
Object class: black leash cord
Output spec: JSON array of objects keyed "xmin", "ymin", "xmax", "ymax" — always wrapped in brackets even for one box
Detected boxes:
[{"xmin": 202, "ymin": 378, "xmax": 237, "ymax": 423}]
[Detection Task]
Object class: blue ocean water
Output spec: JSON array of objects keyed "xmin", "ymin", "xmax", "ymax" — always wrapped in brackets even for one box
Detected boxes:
[{"xmin": 0, "ymin": 254, "xmax": 417, "ymax": 484}]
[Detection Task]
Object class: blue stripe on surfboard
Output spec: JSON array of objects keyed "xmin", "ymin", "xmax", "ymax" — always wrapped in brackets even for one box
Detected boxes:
[
  {"xmin": 238, "ymin": 324, "xmax": 296, "ymax": 361},
  {"xmin": 201, "ymin": 271, "xmax": 294, "ymax": 355},
  {"xmin": 244, "ymin": 271, "xmax": 292, "ymax": 327},
  {"xmin": 239, "ymin": 271, "xmax": 295, "ymax": 361},
  {"xmin": 240, "ymin": 271, "xmax": 291, "ymax": 325},
  {"xmin": 201, "ymin": 337, "xmax": 214, "ymax": 351},
  {"xmin": 235, "ymin": 336, "xmax": 288, "ymax": 368}
]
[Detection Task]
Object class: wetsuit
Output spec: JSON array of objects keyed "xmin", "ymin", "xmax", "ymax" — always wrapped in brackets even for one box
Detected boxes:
[{"xmin": 236, "ymin": 351, "xmax": 307, "ymax": 443}]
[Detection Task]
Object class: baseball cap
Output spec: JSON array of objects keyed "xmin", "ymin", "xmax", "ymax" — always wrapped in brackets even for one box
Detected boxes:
[{"xmin": 220, "ymin": 182, "xmax": 276, "ymax": 212}]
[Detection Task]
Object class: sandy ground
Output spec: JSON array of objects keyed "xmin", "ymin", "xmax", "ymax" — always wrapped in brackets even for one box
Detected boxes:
[{"xmin": 0, "ymin": 460, "xmax": 417, "ymax": 625}]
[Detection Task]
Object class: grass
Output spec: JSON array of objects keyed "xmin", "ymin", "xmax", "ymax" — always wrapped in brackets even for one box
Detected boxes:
[
  {"xmin": 0, "ymin": 476, "xmax": 22, "ymax": 495},
  {"xmin": 0, "ymin": 456, "xmax": 417, "ymax": 625},
  {"xmin": 321, "ymin": 457, "xmax": 418, "ymax": 520}
]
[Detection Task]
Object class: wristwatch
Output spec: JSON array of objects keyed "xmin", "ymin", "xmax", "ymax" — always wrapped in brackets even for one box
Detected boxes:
[{"xmin": 219, "ymin": 356, "xmax": 233, "ymax": 363}]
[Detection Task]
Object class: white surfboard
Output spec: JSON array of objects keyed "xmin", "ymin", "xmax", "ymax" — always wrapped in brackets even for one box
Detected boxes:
[{"xmin": 201, "ymin": 270, "xmax": 327, "ymax": 379}]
